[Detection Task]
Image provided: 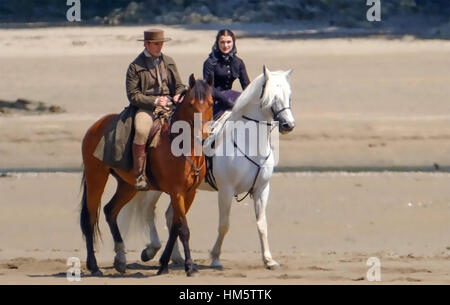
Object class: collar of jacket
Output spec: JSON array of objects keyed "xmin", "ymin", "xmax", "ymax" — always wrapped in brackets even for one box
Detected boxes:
[
  {"xmin": 134, "ymin": 51, "xmax": 174, "ymax": 72},
  {"xmin": 210, "ymin": 45, "xmax": 236, "ymax": 63},
  {"xmin": 144, "ymin": 49, "xmax": 161, "ymax": 62}
]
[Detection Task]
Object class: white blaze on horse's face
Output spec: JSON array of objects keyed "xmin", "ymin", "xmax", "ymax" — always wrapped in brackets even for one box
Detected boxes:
[{"xmin": 262, "ymin": 67, "xmax": 296, "ymax": 134}]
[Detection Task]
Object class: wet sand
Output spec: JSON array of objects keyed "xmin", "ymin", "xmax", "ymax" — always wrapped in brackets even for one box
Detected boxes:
[
  {"xmin": 0, "ymin": 172, "xmax": 449, "ymax": 284},
  {"xmin": 1, "ymin": 26, "xmax": 450, "ymax": 170}
]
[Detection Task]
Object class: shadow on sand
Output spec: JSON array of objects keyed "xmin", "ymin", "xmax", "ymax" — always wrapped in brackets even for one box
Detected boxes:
[{"xmin": 26, "ymin": 261, "xmax": 216, "ymax": 279}]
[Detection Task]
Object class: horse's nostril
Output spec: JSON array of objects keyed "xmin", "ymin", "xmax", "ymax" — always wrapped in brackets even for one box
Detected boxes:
[{"xmin": 281, "ymin": 121, "xmax": 295, "ymax": 131}]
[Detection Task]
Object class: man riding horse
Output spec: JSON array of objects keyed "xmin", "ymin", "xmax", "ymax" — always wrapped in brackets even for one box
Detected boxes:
[{"xmin": 127, "ymin": 29, "xmax": 185, "ymax": 190}]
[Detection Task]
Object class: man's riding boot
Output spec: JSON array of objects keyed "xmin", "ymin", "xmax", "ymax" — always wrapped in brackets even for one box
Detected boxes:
[{"xmin": 132, "ymin": 143, "xmax": 150, "ymax": 191}]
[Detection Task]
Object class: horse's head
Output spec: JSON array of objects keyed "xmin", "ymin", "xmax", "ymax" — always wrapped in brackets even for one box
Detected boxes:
[
  {"xmin": 179, "ymin": 74, "xmax": 213, "ymax": 139},
  {"xmin": 260, "ymin": 65, "xmax": 296, "ymax": 134}
]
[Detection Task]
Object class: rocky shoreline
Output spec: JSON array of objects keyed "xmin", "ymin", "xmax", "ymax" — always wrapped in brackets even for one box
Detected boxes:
[
  {"xmin": 1, "ymin": 1, "xmax": 449, "ymax": 29},
  {"xmin": 1, "ymin": 1, "xmax": 449, "ymax": 40},
  {"xmin": 0, "ymin": 98, "xmax": 65, "ymax": 115}
]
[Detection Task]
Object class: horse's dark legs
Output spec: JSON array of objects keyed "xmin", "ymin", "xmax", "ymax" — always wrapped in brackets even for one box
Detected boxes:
[
  {"xmin": 80, "ymin": 166, "xmax": 109, "ymax": 276},
  {"xmin": 104, "ymin": 176, "xmax": 137, "ymax": 274},
  {"xmin": 157, "ymin": 191, "xmax": 198, "ymax": 276},
  {"xmin": 80, "ymin": 201, "xmax": 100, "ymax": 275},
  {"xmin": 157, "ymin": 222, "xmax": 181, "ymax": 275},
  {"xmin": 178, "ymin": 190, "xmax": 198, "ymax": 276},
  {"xmin": 179, "ymin": 219, "xmax": 197, "ymax": 276},
  {"xmin": 157, "ymin": 191, "xmax": 197, "ymax": 276}
]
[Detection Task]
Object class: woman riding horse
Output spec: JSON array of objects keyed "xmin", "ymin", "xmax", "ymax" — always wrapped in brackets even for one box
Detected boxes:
[{"xmin": 203, "ymin": 29, "xmax": 250, "ymax": 118}]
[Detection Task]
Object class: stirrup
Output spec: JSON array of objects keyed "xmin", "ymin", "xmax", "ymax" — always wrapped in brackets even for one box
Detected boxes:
[{"xmin": 135, "ymin": 174, "xmax": 150, "ymax": 191}]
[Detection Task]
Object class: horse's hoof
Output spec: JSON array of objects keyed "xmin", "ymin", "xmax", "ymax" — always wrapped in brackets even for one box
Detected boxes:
[
  {"xmin": 114, "ymin": 258, "xmax": 127, "ymax": 274},
  {"xmin": 265, "ymin": 261, "xmax": 280, "ymax": 270},
  {"xmin": 91, "ymin": 269, "xmax": 103, "ymax": 277},
  {"xmin": 157, "ymin": 265, "xmax": 169, "ymax": 275},
  {"xmin": 87, "ymin": 260, "xmax": 101, "ymax": 275},
  {"xmin": 186, "ymin": 267, "xmax": 199, "ymax": 277},
  {"xmin": 141, "ymin": 249, "xmax": 151, "ymax": 262},
  {"xmin": 210, "ymin": 259, "xmax": 223, "ymax": 270},
  {"xmin": 141, "ymin": 246, "xmax": 160, "ymax": 262}
]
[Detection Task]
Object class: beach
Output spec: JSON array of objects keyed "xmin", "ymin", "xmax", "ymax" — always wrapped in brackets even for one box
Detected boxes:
[{"xmin": 0, "ymin": 25, "xmax": 449, "ymax": 284}]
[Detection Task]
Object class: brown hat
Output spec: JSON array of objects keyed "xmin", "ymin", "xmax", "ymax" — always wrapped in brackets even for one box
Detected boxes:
[{"xmin": 138, "ymin": 29, "xmax": 171, "ymax": 42}]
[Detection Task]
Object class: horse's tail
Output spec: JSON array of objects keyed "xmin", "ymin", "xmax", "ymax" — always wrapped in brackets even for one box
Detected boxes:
[
  {"xmin": 117, "ymin": 191, "xmax": 163, "ymax": 242},
  {"xmin": 79, "ymin": 166, "xmax": 102, "ymax": 245}
]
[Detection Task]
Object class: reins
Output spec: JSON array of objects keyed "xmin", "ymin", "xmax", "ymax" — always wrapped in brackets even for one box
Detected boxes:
[
  {"xmin": 232, "ymin": 136, "xmax": 271, "ymax": 202},
  {"xmin": 205, "ymin": 113, "xmax": 276, "ymax": 202}
]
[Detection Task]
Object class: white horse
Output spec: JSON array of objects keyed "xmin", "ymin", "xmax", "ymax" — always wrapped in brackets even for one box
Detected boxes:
[{"xmin": 119, "ymin": 66, "xmax": 295, "ymax": 269}]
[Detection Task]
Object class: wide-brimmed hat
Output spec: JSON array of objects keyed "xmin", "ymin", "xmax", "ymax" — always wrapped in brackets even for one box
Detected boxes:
[{"xmin": 138, "ymin": 29, "xmax": 171, "ymax": 42}]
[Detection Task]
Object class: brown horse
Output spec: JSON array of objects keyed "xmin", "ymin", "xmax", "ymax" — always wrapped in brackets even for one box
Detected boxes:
[{"xmin": 80, "ymin": 74, "xmax": 213, "ymax": 276}]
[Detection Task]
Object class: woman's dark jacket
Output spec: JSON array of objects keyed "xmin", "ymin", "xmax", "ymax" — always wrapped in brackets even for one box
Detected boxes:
[{"xmin": 203, "ymin": 47, "xmax": 250, "ymax": 112}]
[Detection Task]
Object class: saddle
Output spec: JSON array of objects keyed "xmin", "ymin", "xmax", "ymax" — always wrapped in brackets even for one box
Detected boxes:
[
  {"xmin": 148, "ymin": 105, "xmax": 171, "ymax": 148},
  {"xmin": 203, "ymin": 110, "xmax": 232, "ymax": 191},
  {"xmin": 93, "ymin": 105, "xmax": 172, "ymax": 172}
]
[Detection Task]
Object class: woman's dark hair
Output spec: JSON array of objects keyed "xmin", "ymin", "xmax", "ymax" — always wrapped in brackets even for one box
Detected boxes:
[{"xmin": 215, "ymin": 29, "xmax": 237, "ymax": 54}]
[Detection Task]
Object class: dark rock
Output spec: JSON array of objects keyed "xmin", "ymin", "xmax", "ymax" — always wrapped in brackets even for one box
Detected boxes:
[
  {"xmin": 186, "ymin": 12, "xmax": 203, "ymax": 25},
  {"xmin": 0, "ymin": 99, "xmax": 65, "ymax": 115},
  {"xmin": 155, "ymin": 11, "xmax": 184, "ymax": 25}
]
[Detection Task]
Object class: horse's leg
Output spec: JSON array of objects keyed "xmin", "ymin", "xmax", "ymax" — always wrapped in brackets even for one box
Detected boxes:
[
  {"xmin": 157, "ymin": 192, "xmax": 197, "ymax": 276},
  {"xmin": 103, "ymin": 176, "xmax": 137, "ymax": 274},
  {"xmin": 157, "ymin": 197, "xmax": 181, "ymax": 275},
  {"xmin": 177, "ymin": 190, "xmax": 198, "ymax": 276},
  {"xmin": 141, "ymin": 191, "xmax": 163, "ymax": 262},
  {"xmin": 210, "ymin": 188, "xmax": 233, "ymax": 269},
  {"xmin": 80, "ymin": 165, "xmax": 109, "ymax": 276},
  {"xmin": 164, "ymin": 204, "xmax": 184, "ymax": 265},
  {"xmin": 253, "ymin": 183, "xmax": 279, "ymax": 269}
]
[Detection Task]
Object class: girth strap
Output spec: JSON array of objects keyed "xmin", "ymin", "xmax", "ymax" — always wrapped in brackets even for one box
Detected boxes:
[{"xmin": 184, "ymin": 154, "xmax": 205, "ymax": 192}]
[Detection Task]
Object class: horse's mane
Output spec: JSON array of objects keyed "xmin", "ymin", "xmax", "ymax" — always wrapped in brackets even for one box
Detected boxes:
[
  {"xmin": 205, "ymin": 74, "xmax": 266, "ymax": 149},
  {"xmin": 170, "ymin": 79, "xmax": 212, "ymax": 128},
  {"xmin": 207, "ymin": 70, "xmax": 290, "ymax": 146},
  {"xmin": 191, "ymin": 79, "xmax": 212, "ymax": 103},
  {"xmin": 173, "ymin": 79, "xmax": 212, "ymax": 113},
  {"xmin": 231, "ymin": 74, "xmax": 265, "ymax": 116},
  {"xmin": 231, "ymin": 71, "xmax": 291, "ymax": 119}
]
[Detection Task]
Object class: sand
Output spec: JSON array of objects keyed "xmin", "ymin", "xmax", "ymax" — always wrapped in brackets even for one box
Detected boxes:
[
  {"xmin": 0, "ymin": 172, "xmax": 449, "ymax": 284},
  {"xmin": 0, "ymin": 25, "xmax": 449, "ymax": 284},
  {"xmin": 1, "ymin": 26, "xmax": 450, "ymax": 170}
]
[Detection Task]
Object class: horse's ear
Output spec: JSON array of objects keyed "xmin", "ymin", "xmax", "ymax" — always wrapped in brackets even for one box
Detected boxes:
[
  {"xmin": 263, "ymin": 65, "xmax": 270, "ymax": 82},
  {"xmin": 206, "ymin": 73, "xmax": 213, "ymax": 87},
  {"xmin": 189, "ymin": 74, "xmax": 196, "ymax": 88},
  {"xmin": 285, "ymin": 69, "xmax": 293, "ymax": 78}
]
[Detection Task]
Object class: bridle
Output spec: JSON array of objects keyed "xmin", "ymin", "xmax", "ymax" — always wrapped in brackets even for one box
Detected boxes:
[
  {"xmin": 243, "ymin": 82, "xmax": 291, "ymax": 126},
  {"xmin": 271, "ymin": 100, "xmax": 291, "ymax": 122}
]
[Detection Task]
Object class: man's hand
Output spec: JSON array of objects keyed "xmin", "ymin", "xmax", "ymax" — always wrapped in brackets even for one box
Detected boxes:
[
  {"xmin": 173, "ymin": 94, "xmax": 181, "ymax": 104},
  {"xmin": 156, "ymin": 96, "xmax": 171, "ymax": 107}
]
